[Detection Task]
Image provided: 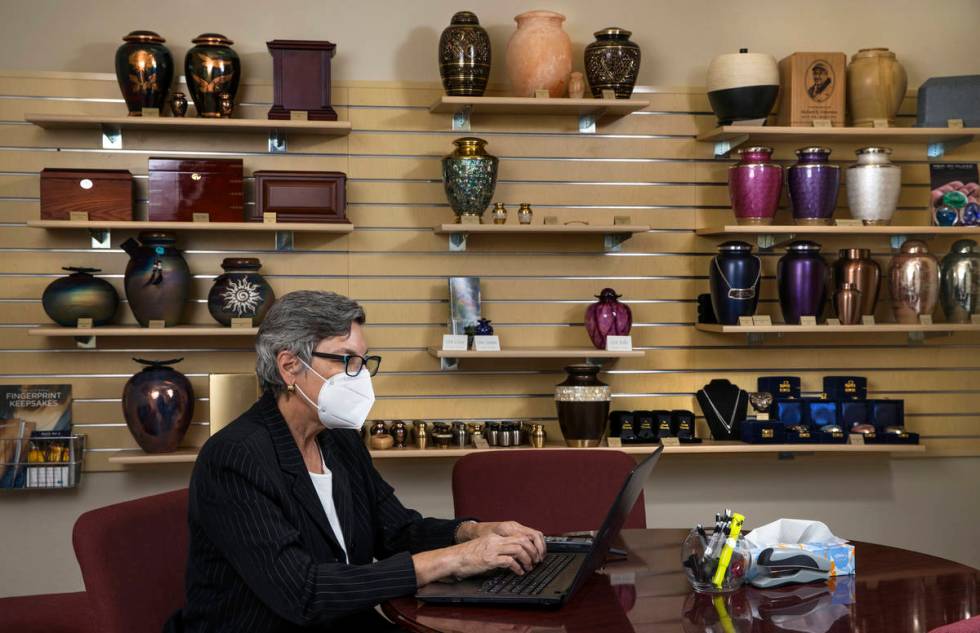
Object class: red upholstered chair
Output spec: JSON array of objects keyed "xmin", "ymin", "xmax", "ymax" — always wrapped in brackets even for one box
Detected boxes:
[
  {"xmin": 452, "ymin": 450, "xmax": 646, "ymax": 535},
  {"xmin": 0, "ymin": 591, "xmax": 93, "ymax": 633},
  {"xmin": 930, "ymin": 617, "xmax": 980, "ymax": 633},
  {"xmin": 72, "ymin": 489, "xmax": 189, "ymax": 633}
]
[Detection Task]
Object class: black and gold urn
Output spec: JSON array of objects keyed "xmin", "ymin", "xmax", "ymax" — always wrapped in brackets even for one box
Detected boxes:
[
  {"xmin": 114, "ymin": 30, "xmax": 174, "ymax": 116},
  {"xmin": 184, "ymin": 33, "xmax": 241, "ymax": 118},
  {"xmin": 438, "ymin": 11, "xmax": 491, "ymax": 97},
  {"xmin": 584, "ymin": 28, "xmax": 641, "ymax": 99},
  {"xmin": 555, "ymin": 364, "xmax": 611, "ymax": 447}
]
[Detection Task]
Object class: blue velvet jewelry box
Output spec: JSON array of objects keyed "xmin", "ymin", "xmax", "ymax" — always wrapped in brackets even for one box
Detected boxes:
[
  {"xmin": 823, "ymin": 376, "xmax": 867, "ymax": 401},
  {"xmin": 758, "ymin": 376, "xmax": 802, "ymax": 400},
  {"xmin": 740, "ymin": 420, "xmax": 786, "ymax": 444}
]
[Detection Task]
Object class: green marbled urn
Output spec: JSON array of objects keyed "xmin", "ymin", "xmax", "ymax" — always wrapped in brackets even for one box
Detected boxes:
[{"xmin": 441, "ymin": 137, "xmax": 498, "ymax": 222}]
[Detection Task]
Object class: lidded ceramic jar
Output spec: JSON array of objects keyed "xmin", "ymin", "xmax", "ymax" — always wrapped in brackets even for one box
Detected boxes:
[
  {"xmin": 777, "ymin": 241, "xmax": 828, "ymax": 325},
  {"xmin": 438, "ymin": 11, "xmax": 491, "ymax": 97},
  {"xmin": 207, "ymin": 258, "xmax": 275, "ymax": 326},
  {"xmin": 709, "ymin": 241, "xmax": 761, "ymax": 325},
  {"xmin": 441, "ymin": 137, "xmax": 499, "ymax": 222},
  {"xmin": 122, "ymin": 357, "xmax": 194, "ymax": 453},
  {"xmin": 555, "ymin": 364, "xmax": 610, "ymax": 447},
  {"xmin": 728, "ymin": 147, "xmax": 783, "ymax": 225},
  {"xmin": 788, "ymin": 147, "xmax": 840, "ymax": 225},
  {"xmin": 184, "ymin": 33, "xmax": 240, "ymax": 118},
  {"xmin": 847, "ymin": 147, "xmax": 901, "ymax": 225},
  {"xmin": 584, "ymin": 27, "xmax": 641, "ymax": 98},
  {"xmin": 584, "ymin": 288, "xmax": 633, "ymax": 350},
  {"xmin": 888, "ymin": 239, "xmax": 939, "ymax": 324},
  {"xmin": 120, "ymin": 231, "xmax": 190, "ymax": 327},
  {"xmin": 706, "ymin": 49, "xmax": 779, "ymax": 125},
  {"xmin": 833, "ymin": 248, "xmax": 881, "ymax": 317},
  {"xmin": 940, "ymin": 239, "xmax": 980, "ymax": 323},
  {"xmin": 505, "ymin": 10, "xmax": 572, "ymax": 97},
  {"xmin": 114, "ymin": 31, "xmax": 174, "ymax": 116},
  {"xmin": 42, "ymin": 267, "xmax": 119, "ymax": 327},
  {"xmin": 847, "ymin": 48, "xmax": 907, "ymax": 127}
]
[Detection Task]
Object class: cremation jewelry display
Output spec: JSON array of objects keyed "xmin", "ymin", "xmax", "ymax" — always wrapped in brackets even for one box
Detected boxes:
[{"xmin": 696, "ymin": 379, "xmax": 748, "ymax": 441}]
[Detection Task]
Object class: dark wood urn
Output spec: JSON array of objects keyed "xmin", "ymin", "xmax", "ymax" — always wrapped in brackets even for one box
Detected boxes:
[{"xmin": 267, "ymin": 40, "xmax": 337, "ymax": 121}]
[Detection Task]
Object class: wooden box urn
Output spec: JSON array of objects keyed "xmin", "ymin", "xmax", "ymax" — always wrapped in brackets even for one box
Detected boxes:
[
  {"xmin": 777, "ymin": 52, "xmax": 847, "ymax": 126},
  {"xmin": 267, "ymin": 40, "xmax": 337, "ymax": 121},
  {"xmin": 40, "ymin": 168, "xmax": 133, "ymax": 220},
  {"xmin": 250, "ymin": 171, "xmax": 347, "ymax": 223},
  {"xmin": 148, "ymin": 157, "xmax": 244, "ymax": 222}
]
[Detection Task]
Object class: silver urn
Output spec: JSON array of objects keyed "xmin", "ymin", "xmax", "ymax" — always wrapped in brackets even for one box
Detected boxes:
[
  {"xmin": 846, "ymin": 147, "xmax": 901, "ymax": 225},
  {"xmin": 940, "ymin": 239, "xmax": 980, "ymax": 323}
]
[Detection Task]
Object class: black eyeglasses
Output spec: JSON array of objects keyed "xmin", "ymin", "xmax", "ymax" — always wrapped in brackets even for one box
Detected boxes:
[{"xmin": 310, "ymin": 352, "xmax": 382, "ymax": 377}]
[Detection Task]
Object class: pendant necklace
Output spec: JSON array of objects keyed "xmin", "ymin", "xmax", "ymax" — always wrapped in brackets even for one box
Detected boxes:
[
  {"xmin": 713, "ymin": 258, "xmax": 761, "ymax": 300},
  {"xmin": 703, "ymin": 388, "xmax": 742, "ymax": 434}
]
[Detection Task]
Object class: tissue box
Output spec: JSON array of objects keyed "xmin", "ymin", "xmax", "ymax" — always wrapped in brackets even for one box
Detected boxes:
[
  {"xmin": 823, "ymin": 376, "xmax": 867, "ymax": 401},
  {"xmin": 740, "ymin": 420, "xmax": 786, "ymax": 444},
  {"xmin": 758, "ymin": 376, "xmax": 802, "ymax": 399}
]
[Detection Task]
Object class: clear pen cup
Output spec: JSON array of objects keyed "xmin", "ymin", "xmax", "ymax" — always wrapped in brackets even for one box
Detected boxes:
[{"xmin": 681, "ymin": 527, "xmax": 751, "ymax": 593}]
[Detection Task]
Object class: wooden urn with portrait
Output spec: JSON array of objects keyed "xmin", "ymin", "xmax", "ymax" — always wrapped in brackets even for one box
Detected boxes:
[{"xmin": 777, "ymin": 52, "xmax": 846, "ymax": 126}]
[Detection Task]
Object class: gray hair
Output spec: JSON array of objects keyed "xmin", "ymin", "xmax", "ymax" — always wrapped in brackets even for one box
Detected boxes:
[{"xmin": 255, "ymin": 291, "xmax": 366, "ymax": 395}]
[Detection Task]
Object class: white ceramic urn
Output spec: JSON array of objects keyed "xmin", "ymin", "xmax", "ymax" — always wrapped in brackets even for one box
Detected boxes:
[{"xmin": 846, "ymin": 147, "xmax": 901, "ymax": 225}]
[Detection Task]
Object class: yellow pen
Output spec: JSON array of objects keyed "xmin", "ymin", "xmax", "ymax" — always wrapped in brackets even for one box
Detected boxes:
[{"xmin": 712, "ymin": 512, "xmax": 745, "ymax": 588}]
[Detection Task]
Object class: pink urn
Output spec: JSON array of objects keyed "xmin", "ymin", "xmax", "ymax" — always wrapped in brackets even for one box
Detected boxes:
[
  {"xmin": 585, "ymin": 288, "xmax": 633, "ymax": 350},
  {"xmin": 505, "ymin": 10, "xmax": 573, "ymax": 98},
  {"xmin": 728, "ymin": 146, "xmax": 783, "ymax": 225}
]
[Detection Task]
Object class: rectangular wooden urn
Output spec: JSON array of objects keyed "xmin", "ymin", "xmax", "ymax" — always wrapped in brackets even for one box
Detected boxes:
[
  {"xmin": 267, "ymin": 40, "xmax": 337, "ymax": 121},
  {"xmin": 148, "ymin": 157, "xmax": 244, "ymax": 222},
  {"xmin": 250, "ymin": 171, "xmax": 347, "ymax": 223},
  {"xmin": 777, "ymin": 52, "xmax": 847, "ymax": 126},
  {"xmin": 40, "ymin": 168, "xmax": 133, "ymax": 220}
]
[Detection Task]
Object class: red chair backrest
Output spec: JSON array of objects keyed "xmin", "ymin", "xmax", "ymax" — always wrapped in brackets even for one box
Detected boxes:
[
  {"xmin": 72, "ymin": 489, "xmax": 188, "ymax": 633},
  {"xmin": 452, "ymin": 450, "xmax": 646, "ymax": 535}
]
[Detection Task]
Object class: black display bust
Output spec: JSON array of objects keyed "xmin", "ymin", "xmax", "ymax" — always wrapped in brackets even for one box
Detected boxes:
[{"xmin": 696, "ymin": 379, "xmax": 748, "ymax": 440}]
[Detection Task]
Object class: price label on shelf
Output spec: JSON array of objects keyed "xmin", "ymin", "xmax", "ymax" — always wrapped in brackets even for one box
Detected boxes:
[
  {"xmin": 971, "ymin": 314, "xmax": 980, "ymax": 325},
  {"xmin": 752, "ymin": 315, "xmax": 773, "ymax": 326},
  {"xmin": 76, "ymin": 318, "xmax": 93, "ymax": 329},
  {"xmin": 835, "ymin": 219, "xmax": 863, "ymax": 227},
  {"xmin": 474, "ymin": 336, "xmax": 501, "ymax": 352},
  {"xmin": 800, "ymin": 316, "xmax": 818, "ymax": 326},
  {"xmin": 289, "ymin": 110, "xmax": 309, "ymax": 121},
  {"xmin": 148, "ymin": 320, "xmax": 166, "ymax": 329},
  {"xmin": 862, "ymin": 315, "xmax": 876, "ymax": 325},
  {"xmin": 69, "ymin": 211, "xmax": 89, "ymax": 222},
  {"xmin": 826, "ymin": 318, "xmax": 842, "ymax": 326},
  {"xmin": 606, "ymin": 437, "xmax": 622, "ymax": 448},
  {"xmin": 472, "ymin": 436, "xmax": 490, "ymax": 449},
  {"xmin": 919, "ymin": 314, "xmax": 934, "ymax": 325},
  {"xmin": 441, "ymin": 335, "xmax": 468, "ymax": 351},
  {"xmin": 263, "ymin": 212, "xmax": 277, "ymax": 224},
  {"xmin": 738, "ymin": 316, "xmax": 754, "ymax": 327},
  {"xmin": 661, "ymin": 437, "xmax": 680, "ymax": 446},
  {"xmin": 848, "ymin": 433, "xmax": 866, "ymax": 445},
  {"xmin": 605, "ymin": 336, "xmax": 633, "ymax": 352},
  {"xmin": 192, "ymin": 213, "xmax": 210, "ymax": 223},
  {"xmin": 231, "ymin": 318, "xmax": 253, "ymax": 329}
]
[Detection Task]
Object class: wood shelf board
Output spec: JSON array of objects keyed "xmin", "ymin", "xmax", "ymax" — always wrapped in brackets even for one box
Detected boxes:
[
  {"xmin": 427, "ymin": 347, "xmax": 645, "ymax": 359},
  {"xmin": 27, "ymin": 220, "xmax": 355, "ymax": 233},
  {"xmin": 107, "ymin": 448, "xmax": 200, "ymax": 464},
  {"xmin": 29, "ymin": 326, "xmax": 258, "ymax": 337},
  {"xmin": 697, "ymin": 225, "xmax": 980, "ymax": 237},
  {"xmin": 429, "ymin": 96, "xmax": 650, "ymax": 117},
  {"xmin": 25, "ymin": 113, "xmax": 352, "ymax": 135},
  {"xmin": 697, "ymin": 125, "xmax": 977, "ymax": 144},
  {"xmin": 434, "ymin": 224, "xmax": 651, "ymax": 235},
  {"xmin": 696, "ymin": 323, "xmax": 980, "ymax": 334}
]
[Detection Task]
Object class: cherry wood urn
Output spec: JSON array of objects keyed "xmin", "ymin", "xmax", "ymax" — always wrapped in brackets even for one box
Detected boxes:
[
  {"xmin": 40, "ymin": 168, "xmax": 133, "ymax": 220},
  {"xmin": 267, "ymin": 40, "xmax": 337, "ymax": 121},
  {"xmin": 250, "ymin": 171, "xmax": 347, "ymax": 223},
  {"xmin": 148, "ymin": 157, "xmax": 244, "ymax": 222}
]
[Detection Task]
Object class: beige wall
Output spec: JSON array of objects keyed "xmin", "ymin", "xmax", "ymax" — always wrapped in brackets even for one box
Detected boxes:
[{"xmin": 1, "ymin": 0, "xmax": 979, "ymax": 86}]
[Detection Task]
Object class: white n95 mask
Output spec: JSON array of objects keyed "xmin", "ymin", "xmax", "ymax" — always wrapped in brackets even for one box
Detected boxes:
[{"xmin": 294, "ymin": 359, "xmax": 375, "ymax": 431}]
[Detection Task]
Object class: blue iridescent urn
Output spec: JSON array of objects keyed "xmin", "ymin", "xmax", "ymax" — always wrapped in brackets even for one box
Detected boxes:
[{"xmin": 442, "ymin": 137, "xmax": 498, "ymax": 222}]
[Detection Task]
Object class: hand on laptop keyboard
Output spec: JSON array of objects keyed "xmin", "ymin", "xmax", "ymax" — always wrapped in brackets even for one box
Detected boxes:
[{"xmin": 452, "ymin": 533, "xmax": 542, "ymax": 578}]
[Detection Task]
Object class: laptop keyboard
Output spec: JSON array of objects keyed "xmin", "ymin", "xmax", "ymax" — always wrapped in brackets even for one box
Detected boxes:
[{"xmin": 479, "ymin": 553, "xmax": 576, "ymax": 595}]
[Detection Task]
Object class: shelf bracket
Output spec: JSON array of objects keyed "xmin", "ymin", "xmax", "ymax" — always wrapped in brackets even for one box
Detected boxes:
[
  {"xmin": 268, "ymin": 129, "xmax": 287, "ymax": 153},
  {"xmin": 73, "ymin": 335, "xmax": 96, "ymax": 349},
  {"xmin": 579, "ymin": 111, "xmax": 601, "ymax": 134},
  {"xmin": 89, "ymin": 228, "xmax": 110, "ymax": 249},
  {"xmin": 927, "ymin": 136, "xmax": 971, "ymax": 159},
  {"xmin": 440, "ymin": 357, "xmax": 460, "ymax": 371},
  {"xmin": 890, "ymin": 234, "xmax": 910, "ymax": 250},
  {"xmin": 603, "ymin": 233, "xmax": 631, "ymax": 252},
  {"xmin": 714, "ymin": 134, "xmax": 749, "ymax": 158},
  {"xmin": 101, "ymin": 125, "xmax": 122, "ymax": 150},
  {"xmin": 747, "ymin": 332, "xmax": 766, "ymax": 346},
  {"xmin": 907, "ymin": 331, "xmax": 926, "ymax": 345},
  {"xmin": 447, "ymin": 232, "xmax": 467, "ymax": 252},
  {"xmin": 584, "ymin": 357, "xmax": 605, "ymax": 367},
  {"xmin": 275, "ymin": 231, "xmax": 294, "ymax": 251},
  {"xmin": 777, "ymin": 452, "xmax": 796, "ymax": 461},
  {"xmin": 452, "ymin": 106, "xmax": 472, "ymax": 132},
  {"xmin": 756, "ymin": 234, "xmax": 787, "ymax": 251}
]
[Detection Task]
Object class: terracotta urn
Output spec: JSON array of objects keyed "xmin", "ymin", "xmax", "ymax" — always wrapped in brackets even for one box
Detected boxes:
[
  {"xmin": 505, "ymin": 10, "xmax": 572, "ymax": 98},
  {"xmin": 888, "ymin": 239, "xmax": 939, "ymax": 324},
  {"xmin": 847, "ymin": 48, "xmax": 907, "ymax": 127}
]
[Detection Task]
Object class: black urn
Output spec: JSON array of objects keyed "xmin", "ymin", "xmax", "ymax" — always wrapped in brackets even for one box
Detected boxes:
[
  {"xmin": 207, "ymin": 258, "xmax": 275, "ymax": 326},
  {"xmin": 709, "ymin": 241, "xmax": 762, "ymax": 325},
  {"xmin": 185, "ymin": 33, "xmax": 241, "ymax": 117},
  {"xmin": 41, "ymin": 267, "xmax": 119, "ymax": 327},
  {"xmin": 555, "ymin": 364, "xmax": 611, "ymax": 447},
  {"xmin": 114, "ymin": 30, "xmax": 174, "ymax": 116},
  {"xmin": 438, "ymin": 11, "xmax": 491, "ymax": 97},
  {"xmin": 584, "ymin": 28, "xmax": 641, "ymax": 99},
  {"xmin": 120, "ymin": 231, "xmax": 190, "ymax": 327},
  {"xmin": 122, "ymin": 358, "xmax": 194, "ymax": 454}
]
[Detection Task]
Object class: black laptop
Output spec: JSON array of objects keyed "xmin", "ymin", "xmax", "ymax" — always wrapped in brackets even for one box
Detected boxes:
[{"xmin": 416, "ymin": 446, "xmax": 663, "ymax": 606}]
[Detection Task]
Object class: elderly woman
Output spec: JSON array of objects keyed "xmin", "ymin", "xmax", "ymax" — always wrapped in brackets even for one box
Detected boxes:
[{"xmin": 171, "ymin": 291, "xmax": 545, "ymax": 632}]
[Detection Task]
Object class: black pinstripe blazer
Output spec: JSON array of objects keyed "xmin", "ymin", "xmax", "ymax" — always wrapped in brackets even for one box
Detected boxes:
[{"xmin": 169, "ymin": 391, "xmax": 467, "ymax": 632}]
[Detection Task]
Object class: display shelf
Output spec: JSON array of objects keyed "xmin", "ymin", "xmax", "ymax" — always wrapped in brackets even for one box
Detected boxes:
[
  {"xmin": 697, "ymin": 323, "xmax": 980, "ymax": 334},
  {"xmin": 429, "ymin": 96, "xmax": 650, "ymax": 133},
  {"xmin": 697, "ymin": 125, "xmax": 978, "ymax": 158},
  {"xmin": 29, "ymin": 325, "xmax": 258, "ymax": 337},
  {"xmin": 26, "ymin": 113, "xmax": 351, "ymax": 136},
  {"xmin": 27, "ymin": 219, "xmax": 354, "ymax": 251},
  {"xmin": 433, "ymin": 223, "xmax": 650, "ymax": 252},
  {"xmin": 695, "ymin": 224, "xmax": 980, "ymax": 249},
  {"xmin": 105, "ymin": 441, "xmax": 924, "ymax": 465},
  {"xmin": 428, "ymin": 347, "xmax": 643, "ymax": 360}
]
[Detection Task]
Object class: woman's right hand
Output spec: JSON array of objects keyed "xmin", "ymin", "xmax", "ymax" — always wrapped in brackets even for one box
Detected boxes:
[{"xmin": 452, "ymin": 533, "xmax": 537, "ymax": 578}]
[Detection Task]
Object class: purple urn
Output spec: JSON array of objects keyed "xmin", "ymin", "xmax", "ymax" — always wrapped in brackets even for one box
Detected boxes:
[
  {"xmin": 585, "ymin": 288, "xmax": 632, "ymax": 350},
  {"xmin": 788, "ymin": 147, "xmax": 840, "ymax": 225},
  {"xmin": 729, "ymin": 146, "xmax": 783, "ymax": 225},
  {"xmin": 777, "ymin": 241, "xmax": 829, "ymax": 324}
]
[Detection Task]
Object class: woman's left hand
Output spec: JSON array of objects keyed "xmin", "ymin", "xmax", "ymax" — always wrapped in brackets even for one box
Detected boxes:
[{"xmin": 458, "ymin": 521, "xmax": 546, "ymax": 564}]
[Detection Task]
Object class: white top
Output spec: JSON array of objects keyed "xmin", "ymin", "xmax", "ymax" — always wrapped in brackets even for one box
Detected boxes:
[{"xmin": 308, "ymin": 449, "xmax": 349, "ymax": 563}]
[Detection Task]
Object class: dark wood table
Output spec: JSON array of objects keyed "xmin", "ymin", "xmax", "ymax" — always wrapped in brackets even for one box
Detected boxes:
[{"xmin": 383, "ymin": 528, "xmax": 980, "ymax": 633}]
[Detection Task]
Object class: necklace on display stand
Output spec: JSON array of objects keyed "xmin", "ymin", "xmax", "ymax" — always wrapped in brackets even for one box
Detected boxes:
[{"xmin": 703, "ymin": 388, "xmax": 742, "ymax": 435}]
